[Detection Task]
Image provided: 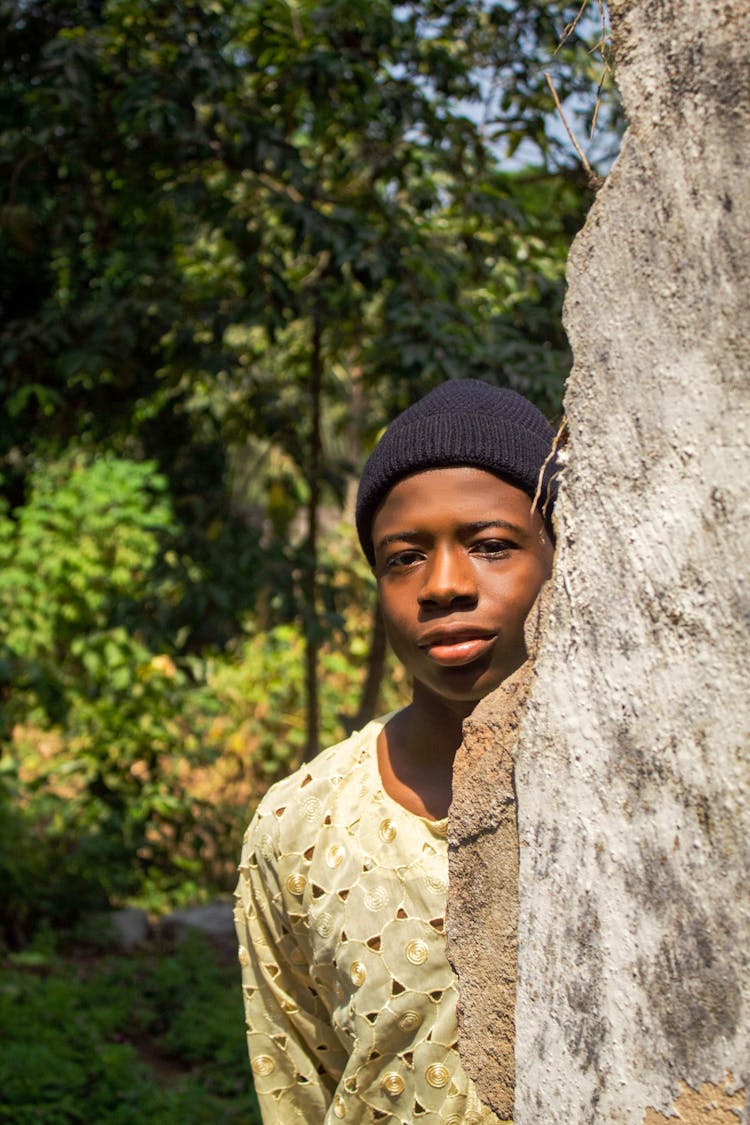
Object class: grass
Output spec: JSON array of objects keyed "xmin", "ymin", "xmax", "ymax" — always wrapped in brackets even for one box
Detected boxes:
[{"xmin": 0, "ymin": 929, "xmax": 261, "ymax": 1124}]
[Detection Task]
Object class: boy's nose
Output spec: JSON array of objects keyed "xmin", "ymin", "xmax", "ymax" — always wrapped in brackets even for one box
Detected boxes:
[{"xmin": 418, "ymin": 546, "xmax": 477, "ymax": 607}]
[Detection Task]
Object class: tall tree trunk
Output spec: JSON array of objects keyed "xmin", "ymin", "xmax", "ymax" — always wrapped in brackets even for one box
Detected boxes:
[
  {"xmin": 302, "ymin": 310, "xmax": 323, "ymax": 763},
  {"xmin": 448, "ymin": 2, "xmax": 750, "ymax": 1121}
]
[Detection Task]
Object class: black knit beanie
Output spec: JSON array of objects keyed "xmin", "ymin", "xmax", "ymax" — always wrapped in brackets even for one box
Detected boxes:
[{"xmin": 356, "ymin": 379, "xmax": 558, "ymax": 564}]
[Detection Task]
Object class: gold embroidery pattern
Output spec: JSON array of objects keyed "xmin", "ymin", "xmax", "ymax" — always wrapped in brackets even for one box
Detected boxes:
[
  {"xmin": 406, "ymin": 938, "xmax": 429, "ymax": 965},
  {"xmin": 251, "ymin": 1054, "xmax": 275, "ymax": 1077},
  {"xmin": 285, "ymin": 873, "xmax": 306, "ymax": 896},
  {"xmin": 426, "ymin": 1063, "xmax": 451, "ymax": 1088},
  {"xmin": 382, "ymin": 1071, "xmax": 406, "ymax": 1096},
  {"xmin": 350, "ymin": 960, "xmax": 367, "ymax": 987},
  {"xmin": 378, "ymin": 817, "xmax": 397, "ymax": 842}
]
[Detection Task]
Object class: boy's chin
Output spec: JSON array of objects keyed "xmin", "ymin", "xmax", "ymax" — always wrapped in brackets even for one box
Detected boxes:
[{"xmin": 413, "ymin": 664, "xmax": 521, "ymax": 712}]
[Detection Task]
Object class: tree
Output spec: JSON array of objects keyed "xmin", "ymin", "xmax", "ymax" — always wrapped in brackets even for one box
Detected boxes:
[{"xmin": 447, "ymin": 1, "xmax": 749, "ymax": 1120}]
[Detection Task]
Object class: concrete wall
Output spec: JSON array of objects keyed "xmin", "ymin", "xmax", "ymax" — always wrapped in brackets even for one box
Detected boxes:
[{"xmin": 447, "ymin": 2, "xmax": 750, "ymax": 1121}]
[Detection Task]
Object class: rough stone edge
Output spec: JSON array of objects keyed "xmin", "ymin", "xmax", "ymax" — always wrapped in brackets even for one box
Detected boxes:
[{"xmin": 446, "ymin": 585, "xmax": 553, "ymax": 1118}]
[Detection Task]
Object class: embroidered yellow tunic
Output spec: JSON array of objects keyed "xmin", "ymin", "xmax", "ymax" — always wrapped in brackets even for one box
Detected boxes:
[{"xmin": 234, "ymin": 716, "xmax": 501, "ymax": 1124}]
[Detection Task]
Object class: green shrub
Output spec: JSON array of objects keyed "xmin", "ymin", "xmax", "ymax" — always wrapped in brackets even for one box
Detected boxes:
[{"xmin": 0, "ymin": 454, "xmax": 214, "ymax": 943}]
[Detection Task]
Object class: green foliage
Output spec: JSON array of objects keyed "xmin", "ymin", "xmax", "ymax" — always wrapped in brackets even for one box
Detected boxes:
[
  {"xmin": 0, "ymin": 454, "xmax": 172, "ymax": 671},
  {"xmin": 0, "ymin": 455, "xmax": 217, "ymax": 941},
  {"xmin": 0, "ymin": 933, "xmax": 261, "ymax": 1123},
  {"xmin": 0, "ymin": 0, "xmax": 611, "ymax": 470}
]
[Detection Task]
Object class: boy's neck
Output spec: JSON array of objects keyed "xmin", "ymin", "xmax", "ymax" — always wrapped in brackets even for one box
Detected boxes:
[{"xmin": 377, "ymin": 694, "xmax": 472, "ymax": 821}]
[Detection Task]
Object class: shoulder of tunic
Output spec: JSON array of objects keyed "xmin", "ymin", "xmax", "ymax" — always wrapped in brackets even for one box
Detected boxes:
[{"xmin": 244, "ymin": 712, "xmax": 397, "ymax": 846}]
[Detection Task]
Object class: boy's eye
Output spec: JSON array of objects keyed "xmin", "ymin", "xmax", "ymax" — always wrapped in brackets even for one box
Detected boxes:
[
  {"xmin": 472, "ymin": 538, "xmax": 513, "ymax": 557},
  {"xmin": 385, "ymin": 549, "xmax": 424, "ymax": 570}
]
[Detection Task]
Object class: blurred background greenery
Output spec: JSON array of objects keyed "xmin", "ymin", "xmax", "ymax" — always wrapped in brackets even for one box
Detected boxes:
[{"xmin": 0, "ymin": 0, "xmax": 620, "ymax": 1117}]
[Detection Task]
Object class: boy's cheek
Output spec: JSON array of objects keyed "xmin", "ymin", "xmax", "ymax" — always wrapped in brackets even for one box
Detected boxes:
[
  {"xmin": 378, "ymin": 610, "xmax": 420, "ymax": 673},
  {"xmin": 379, "ymin": 611, "xmax": 408, "ymax": 655}
]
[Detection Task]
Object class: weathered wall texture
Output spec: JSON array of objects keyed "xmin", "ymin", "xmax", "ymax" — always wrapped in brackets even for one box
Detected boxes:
[{"xmin": 447, "ymin": 1, "xmax": 750, "ymax": 1122}]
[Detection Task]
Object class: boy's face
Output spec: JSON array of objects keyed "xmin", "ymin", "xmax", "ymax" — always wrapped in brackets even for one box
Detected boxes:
[{"xmin": 371, "ymin": 467, "xmax": 554, "ymax": 716}]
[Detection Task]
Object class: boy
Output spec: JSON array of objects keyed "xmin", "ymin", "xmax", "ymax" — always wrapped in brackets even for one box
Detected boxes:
[{"xmin": 234, "ymin": 379, "xmax": 557, "ymax": 1123}]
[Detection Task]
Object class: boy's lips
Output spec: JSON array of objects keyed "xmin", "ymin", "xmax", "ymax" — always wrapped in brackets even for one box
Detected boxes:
[{"xmin": 419, "ymin": 628, "xmax": 496, "ymax": 667}]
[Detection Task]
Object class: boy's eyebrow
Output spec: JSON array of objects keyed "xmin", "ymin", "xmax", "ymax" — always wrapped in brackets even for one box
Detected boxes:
[
  {"xmin": 375, "ymin": 530, "xmax": 423, "ymax": 552},
  {"xmin": 375, "ymin": 520, "xmax": 527, "ymax": 554},
  {"xmin": 462, "ymin": 519, "xmax": 527, "ymax": 537}
]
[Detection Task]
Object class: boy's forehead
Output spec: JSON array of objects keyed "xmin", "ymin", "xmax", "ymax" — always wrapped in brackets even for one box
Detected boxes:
[{"xmin": 373, "ymin": 466, "xmax": 535, "ymax": 530}]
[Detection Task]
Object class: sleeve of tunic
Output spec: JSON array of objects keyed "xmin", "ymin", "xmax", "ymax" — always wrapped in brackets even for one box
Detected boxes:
[{"xmin": 234, "ymin": 803, "xmax": 348, "ymax": 1124}]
